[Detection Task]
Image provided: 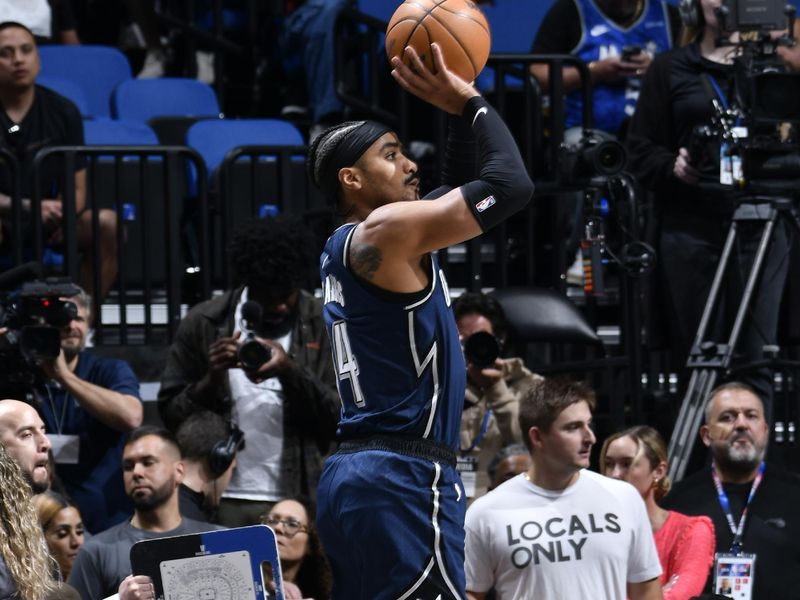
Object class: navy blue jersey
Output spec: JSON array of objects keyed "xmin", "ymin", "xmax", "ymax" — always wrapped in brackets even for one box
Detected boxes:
[
  {"xmin": 321, "ymin": 223, "xmax": 466, "ymax": 448},
  {"xmin": 567, "ymin": 0, "xmax": 673, "ymax": 133}
]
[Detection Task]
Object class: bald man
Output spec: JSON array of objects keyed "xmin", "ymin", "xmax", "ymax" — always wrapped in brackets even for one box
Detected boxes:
[{"xmin": 0, "ymin": 398, "xmax": 52, "ymax": 493}]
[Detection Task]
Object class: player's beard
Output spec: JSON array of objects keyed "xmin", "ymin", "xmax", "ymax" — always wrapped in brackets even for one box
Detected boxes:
[{"xmin": 130, "ymin": 478, "xmax": 174, "ymax": 511}]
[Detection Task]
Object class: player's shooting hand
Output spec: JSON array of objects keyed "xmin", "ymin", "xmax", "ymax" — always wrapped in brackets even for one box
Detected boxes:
[
  {"xmin": 208, "ymin": 331, "xmax": 242, "ymax": 374},
  {"xmin": 390, "ymin": 43, "xmax": 479, "ymax": 115},
  {"xmin": 467, "ymin": 358, "xmax": 505, "ymax": 390},
  {"xmin": 243, "ymin": 337, "xmax": 290, "ymax": 384},
  {"xmin": 673, "ymin": 147, "xmax": 700, "ymax": 184},
  {"xmin": 118, "ymin": 575, "xmax": 155, "ymax": 600}
]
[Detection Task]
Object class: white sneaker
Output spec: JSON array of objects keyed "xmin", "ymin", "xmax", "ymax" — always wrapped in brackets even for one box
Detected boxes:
[
  {"xmin": 196, "ymin": 51, "xmax": 215, "ymax": 84},
  {"xmin": 137, "ymin": 49, "xmax": 166, "ymax": 79}
]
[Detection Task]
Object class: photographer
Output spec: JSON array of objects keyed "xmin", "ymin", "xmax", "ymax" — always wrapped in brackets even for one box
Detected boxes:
[
  {"xmin": 453, "ymin": 292, "xmax": 542, "ymax": 501},
  {"xmin": 158, "ymin": 216, "xmax": 338, "ymax": 527},
  {"xmin": 37, "ymin": 286, "xmax": 143, "ymax": 533},
  {"xmin": 626, "ymin": 0, "xmax": 796, "ymax": 410}
]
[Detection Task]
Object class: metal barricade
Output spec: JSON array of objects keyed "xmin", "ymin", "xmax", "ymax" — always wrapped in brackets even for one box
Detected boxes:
[
  {"xmin": 30, "ymin": 145, "xmax": 209, "ymax": 344},
  {"xmin": 0, "ymin": 149, "xmax": 23, "ymax": 266}
]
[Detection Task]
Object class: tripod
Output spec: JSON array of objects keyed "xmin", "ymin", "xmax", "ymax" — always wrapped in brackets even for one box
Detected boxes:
[{"xmin": 667, "ymin": 195, "xmax": 800, "ymax": 481}]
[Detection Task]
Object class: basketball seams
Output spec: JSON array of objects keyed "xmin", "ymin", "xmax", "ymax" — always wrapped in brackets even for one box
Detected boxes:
[
  {"xmin": 418, "ymin": 19, "xmax": 475, "ymax": 79},
  {"xmin": 386, "ymin": 0, "xmax": 490, "ymax": 81},
  {"xmin": 432, "ymin": 4, "xmax": 490, "ymax": 36},
  {"xmin": 427, "ymin": 10, "xmax": 486, "ymax": 74}
]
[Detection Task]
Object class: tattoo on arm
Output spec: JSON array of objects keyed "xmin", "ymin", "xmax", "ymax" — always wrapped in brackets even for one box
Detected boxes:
[{"xmin": 350, "ymin": 242, "xmax": 382, "ymax": 280}]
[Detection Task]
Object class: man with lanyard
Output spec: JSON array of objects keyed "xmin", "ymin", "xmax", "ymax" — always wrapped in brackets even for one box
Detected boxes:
[
  {"xmin": 453, "ymin": 291, "xmax": 541, "ymax": 501},
  {"xmin": 664, "ymin": 381, "xmax": 800, "ymax": 598}
]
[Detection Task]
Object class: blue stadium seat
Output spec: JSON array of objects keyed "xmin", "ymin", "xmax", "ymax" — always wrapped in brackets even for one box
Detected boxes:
[
  {"xmin": 83, "ymin": 119, "xmax": 160, "ymax": 145},
  {"xmin": 186, "ymin": 118, "xmax": 304, "ymax": 177},
  {"xmin": 38, "ymin": 46, "xmax": 133, "ymax": 118},
  {"xmin": 111, "ymin": 78, "xmax": 221, "ymax": 122},
  {"xmin": 37, "ymin": 75, "xmax": 91, "ymax": 118}
]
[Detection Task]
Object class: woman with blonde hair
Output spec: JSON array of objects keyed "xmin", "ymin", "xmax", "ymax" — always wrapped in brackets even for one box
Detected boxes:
[
  {"xmin": 600, "ymin": 426, "xmax": 715, "ymax": 600},
  {"xmin": 0, "ymin": 443, "xmax": 57, "ymax": 599},
  {"xmin": 33, "ymin": 492, "xmax": 86, "ymax": 581}
]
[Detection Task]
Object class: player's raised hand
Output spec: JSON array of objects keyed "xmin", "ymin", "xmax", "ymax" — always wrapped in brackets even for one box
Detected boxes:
[{"xmin": 390, "ymin": 43, "xmax": 478, "ymax": 115}]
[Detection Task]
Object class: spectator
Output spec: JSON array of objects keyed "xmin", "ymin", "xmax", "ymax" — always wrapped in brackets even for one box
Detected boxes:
[
  {"xmin": 33, "ymin": 491, "xmax": 86, "ymax": 581},
  {"xmin": 625, "ymin": 0, "xmax": 798, "ymax": 407},
  {"xmin": 0, "ymin": 398, "xmax": 52, "ymax": 493},
  {"xmin": 175, "ymin": 410, "xmax": 242, "ymax": 523},
  {"xmin": 601, "ymin": 425, "xmax": 715, "ymax": 599},
  {"xmin": 0, "ymin": 21, "xmax": 117, "ymax": 298},
  {"xmin": 37, "ymin": 286, "xmax": 143, "ymax": 533},
  {"xmin": 158, "ymin": 216, "xmax": 338, "ymax": 528},
  {"xmin": 464, "ymin": 377, "xmax": 662, "ymax": 599},
  {"xmin": 0, "ymin": 442, "xmax": 58, "ymax": 599},
  {"xmin": 530, "ymin": 0, "xmax": 679, "ymax": 136},
  {"xmin": 68, "ymin": 426, "xmax": 220, "ymax": 600},
  {"xmin": 663, "ymin": 381, "xmax": 800, "ymax": 598},
  {"xmin": 0, "ymin": 0, "xmax": 81, "ymax": 45},
  {"xmin": 279, "ymin": 0, "xmax": 350, "ymax": 138},
  {"xmin": 486, "ymin": 443, "xmax": 532, "ymax": 491},
  {"xmin": 261, "ymin": 497, "xmax": 333, "ymax": 600},
  {"xmin": 453, "ymin": 292, "xmax": 541, "ymax": 500}
]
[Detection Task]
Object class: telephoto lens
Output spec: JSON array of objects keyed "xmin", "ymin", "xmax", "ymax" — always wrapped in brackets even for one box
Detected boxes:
[
  {"xmin": 238, "ymin": 335, "xmax": 272, "ymax": 371},
  {"xmin": 463, "ymin": 331, "xmax": 500, "ymax": 369},
  {"xmin": 238, "ymin": 301, "xmax": 272, "ymax": 370}
]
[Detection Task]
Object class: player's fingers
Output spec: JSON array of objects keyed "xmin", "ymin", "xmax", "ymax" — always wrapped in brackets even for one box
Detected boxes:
[
  {"xmin": 429, "ymin": 42, "xmax": 448, "ymax": 75},
  {"xmin": 403, "ymin": 45, "xmax": 437, "ymax": 86}
]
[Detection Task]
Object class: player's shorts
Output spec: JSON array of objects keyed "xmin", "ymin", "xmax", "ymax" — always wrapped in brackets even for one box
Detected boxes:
[{"xmin": 316, "ymin": 437, "xmax": 467, "ymax": 600}]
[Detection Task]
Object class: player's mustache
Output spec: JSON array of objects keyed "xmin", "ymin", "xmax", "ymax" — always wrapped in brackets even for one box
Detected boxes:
[{"xmin": 405, "ymin": 173, "xmax": 419, "ymax": 185}]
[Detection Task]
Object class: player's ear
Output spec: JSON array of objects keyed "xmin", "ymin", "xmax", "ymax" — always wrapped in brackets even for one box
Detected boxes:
[
  {"xmin": 339, "ymin": 167, "xmax": 362, "ymax": 192},
  {"xmin": 174, "ymin": 459, "xmax": 185, "ymax": 484}
]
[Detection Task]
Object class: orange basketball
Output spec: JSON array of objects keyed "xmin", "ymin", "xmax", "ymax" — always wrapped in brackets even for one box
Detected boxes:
[{"xmin": 385, "ymin": 0, "xmax": 491, "ymax": 82}]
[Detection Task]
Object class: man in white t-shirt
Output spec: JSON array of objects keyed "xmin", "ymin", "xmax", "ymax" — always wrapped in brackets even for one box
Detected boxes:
[{"xmin": 465, "ymin": 378, "xmax": 663, "ymax": 600}]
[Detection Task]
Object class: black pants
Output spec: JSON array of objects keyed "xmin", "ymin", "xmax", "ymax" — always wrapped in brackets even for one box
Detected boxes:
[{"xmin": 659, "ymin": 209, "xmax": 791, "ymax": 418}]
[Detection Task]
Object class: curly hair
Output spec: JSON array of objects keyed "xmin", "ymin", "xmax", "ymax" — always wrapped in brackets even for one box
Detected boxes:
[
  {"xmin": 0, "ymin": 444, "xmax": 57, "ymax": 599},
  {"xmin": 227, "ymin": 216, "xmax": 314, "ymax": 290}
]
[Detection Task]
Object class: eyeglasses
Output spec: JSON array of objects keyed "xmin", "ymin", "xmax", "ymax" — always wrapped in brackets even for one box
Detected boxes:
[{"xmin": 260, "ymin": 515, "xmax": 309, "ymax": 538}]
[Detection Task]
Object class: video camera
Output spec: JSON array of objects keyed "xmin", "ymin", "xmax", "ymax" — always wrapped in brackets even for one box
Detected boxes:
[
  {"xmin": 0, "ymin": 266, "xmax": 80, "ymax": 400},
  {"xmin": 689, "ymin": 0, "xmax": 800, "ymax": 192}
]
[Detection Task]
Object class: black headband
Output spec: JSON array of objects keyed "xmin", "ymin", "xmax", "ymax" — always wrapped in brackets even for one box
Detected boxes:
[{"xmin": 311, "ymin": 120, "xmax": 393, "ymax": 198}]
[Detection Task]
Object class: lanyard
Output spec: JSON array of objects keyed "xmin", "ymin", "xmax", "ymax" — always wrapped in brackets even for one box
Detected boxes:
[
  {"xmin": 711, "ymin": 461, "xmax": 765, "ymax": 555},
  {"xmin": 461, "ymin": 408, "xmax": 492, "ymax": 454},
  {"xmin": 44, "ymin": 383, "xmax": 68, "ymax": 435},
  {"xmin": 706, "ymin": 74, "xmax": 743, "ymax": 127}
]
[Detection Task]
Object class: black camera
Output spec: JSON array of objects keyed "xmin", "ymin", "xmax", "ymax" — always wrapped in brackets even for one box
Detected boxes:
[
  {"xmin": 560, "ymin": 128, "xmax": 627, "ymax": 187},
  {"xmin": 0, "ymin": 273, "xmax": 80, "ymax": 399},
  {"xmin": 464, "ymin": 331, "xmax": 501, "ymax": 368},
  {"xmin": 238, "ymin": 301, "xmax": 272, "ymax": 371}
]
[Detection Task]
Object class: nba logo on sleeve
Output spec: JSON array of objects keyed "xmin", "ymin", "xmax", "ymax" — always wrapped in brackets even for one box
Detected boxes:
[{"xmin": 475, "ymin": 196, "xmax": 496, "ymax": 213}]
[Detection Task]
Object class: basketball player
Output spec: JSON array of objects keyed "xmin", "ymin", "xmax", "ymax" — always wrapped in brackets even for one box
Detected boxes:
[{"xmin": 309, "ymin": 43, "xmax": 534, "ymax": 600}]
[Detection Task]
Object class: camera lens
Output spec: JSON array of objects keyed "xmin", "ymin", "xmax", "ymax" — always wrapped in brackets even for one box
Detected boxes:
[
  {"xmin": 238, "ymin": 337, "xmax": 272, "ymax": 371},
  {"xmin": 464, "ymin": 331, "xmax": 500, "ymax": 368}
]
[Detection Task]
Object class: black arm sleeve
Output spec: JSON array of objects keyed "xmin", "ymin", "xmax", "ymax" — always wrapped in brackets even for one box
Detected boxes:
[{"xmin": 458, "ymin": 96, "xmax": 534, "ymax": 232}]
